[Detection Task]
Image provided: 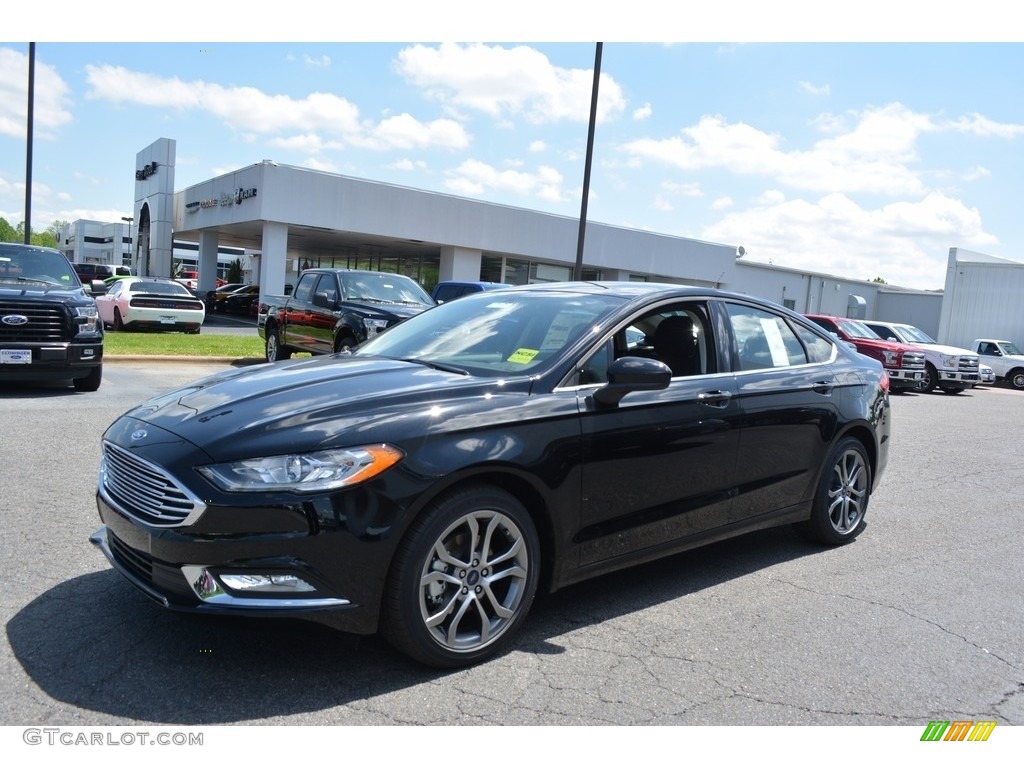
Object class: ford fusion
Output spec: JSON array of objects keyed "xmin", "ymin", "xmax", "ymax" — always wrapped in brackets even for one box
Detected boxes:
[{"xmin": 91, "ymin": 282, "xmax": 890, "ymax": 667}]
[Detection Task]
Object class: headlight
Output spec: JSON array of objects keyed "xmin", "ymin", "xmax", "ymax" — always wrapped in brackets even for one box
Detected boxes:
[
  {"xmin": 73, "ymin": 305, "xmax": 100, "ymax": 335},
  {"xmin": 363, "ymin": 317, "xmax": 389, "ymax": 337},
  {"xmin": 197, "ymin": 444, "xmax": 404, "ymax": 493},
  {"xmin": 940, "ymin": 354, "xmax": 957, "ymax": 367}
]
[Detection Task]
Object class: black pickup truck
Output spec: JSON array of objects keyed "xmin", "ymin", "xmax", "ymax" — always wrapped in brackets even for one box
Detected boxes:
[
  {"xmin": 258, "ymin": 268, "xmax": 435, "ymax": 362},
  {"xmin": 0, "ymin": 242, "xmax": 104, "ymax": 391}
]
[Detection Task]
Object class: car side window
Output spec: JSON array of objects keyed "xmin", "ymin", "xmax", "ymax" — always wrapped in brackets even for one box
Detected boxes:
[
  {"xmin": 577, "ymin": 302, "xmax": 712, "ymax": 384},
  {"xmin": 292, "ymin": 273, "xmax": 317, "ymax": 303},
  {"xmin": 727, "ymin": 303, "xmax": 809, "ymax": 370},
  {"xmin": 792, "ymin": 323, "xmax": 834, "ymax": 363},
  {"xmin": 316, "ymin": 274, "xmax": 339, "ymax": 305}
]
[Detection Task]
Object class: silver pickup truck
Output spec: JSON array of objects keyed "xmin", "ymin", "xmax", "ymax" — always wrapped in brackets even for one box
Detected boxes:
[{"xmin": 971, "ymin": 339, "xmax": 1024, "ymax": 390}]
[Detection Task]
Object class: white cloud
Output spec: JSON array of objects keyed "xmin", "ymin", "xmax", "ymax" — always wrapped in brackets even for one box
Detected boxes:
[
  {"xmin": 800, "ymin": 81, "xmax": 830, "ymax": 96},
  {"xmin": 84, "ymin": 64, "xmax": 469, "ymax": 152},
  {"xmin": 633, "ymin": 102, "xmax": 652, "ymax": 121},
  {"xmin": 390, "ymin": 158, "xmax": 427, "ymax": 171},
  {"xmin": 660, "ymin": 180, "xmax": 703, "ymax": 197},
  {"xmin": 945, "ymin": 113, "xmax": 1024, "ymax": 138},
  {"xmin": 653, "ymin": 195, "xmax": 672, "ymax": 212},
  {"xmin": 394, "ymin": 43, "xmax": 626, "ymax": 124},
  {"xmin": 0, "ymin": 48, "xmax": 73, "ymax": 139},
  {"xmin": 529, "ymin": 140, "xmax": 547, "ymax": 152},
  {"xmin": 711, "ymin": 196, "xmax": 734, "ymax": 211},
  {"xmin": 622, "ymin": 103, "xmax": 936, "ymax": 195},
  {"xmin": 303, "ymin": 54, "xmax": 331, "ymax": 69},
  {"xmin": 443, "ymin": 159, "xmax": 566, "ymax": 202},
  {"xmin": 700, "ymin": 191, "xmax": 997, "ymax": 289}
]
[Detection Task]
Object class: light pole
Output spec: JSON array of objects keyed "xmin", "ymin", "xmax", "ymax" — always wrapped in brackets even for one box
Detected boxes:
[{"xmin": 121, "ymin": 216, "xmax": 134, "ymax": 269}]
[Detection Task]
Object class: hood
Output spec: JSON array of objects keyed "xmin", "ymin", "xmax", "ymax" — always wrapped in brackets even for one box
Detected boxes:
[
  {"xmin": 119, "ymin": 354, "xmax": 527, "ymax": 462},
  {"xmin": 917, "ymin": 342, "xmax": 978, "ymax": 357},
  {"xmin": 0, "ymin": 282, "xmax": 88, "ymax": 302},
  {"xmin": 346, "ymin": 300, "xmax": 432, "ymax": 320}
]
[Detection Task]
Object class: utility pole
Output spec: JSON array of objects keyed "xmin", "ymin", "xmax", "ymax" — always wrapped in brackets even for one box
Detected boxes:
[
  {"xmin": 24, "ymin": 42, "xmax": 35, "ymax": 244},
  {"xmin": 574, "ymin": 42, "xmax": 602, "ymax": 281}
]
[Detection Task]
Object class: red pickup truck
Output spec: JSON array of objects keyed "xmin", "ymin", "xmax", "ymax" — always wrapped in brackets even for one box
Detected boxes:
[{"xmin": 805, "ymin": 314, "xmax": 926, "ymax": 392}]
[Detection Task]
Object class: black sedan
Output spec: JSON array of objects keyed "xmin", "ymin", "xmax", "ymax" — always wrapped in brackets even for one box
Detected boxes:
[{"xmin": 91, "ymin": 283, "xmax": 890, "ymax": 667}]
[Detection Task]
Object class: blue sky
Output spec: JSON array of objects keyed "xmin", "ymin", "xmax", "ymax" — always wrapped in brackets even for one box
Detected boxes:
[{"xmin": 2, "ymin": 7, "xmax": 1021, "ymax": 290}]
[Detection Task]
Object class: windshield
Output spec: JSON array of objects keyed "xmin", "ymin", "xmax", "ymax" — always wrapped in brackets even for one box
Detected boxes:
[
  {"xmin": 0, "ymin": 243, "xmax": 79, "ymax": 287},
  {"xmin": 896, "ymin": 324, "xmax": 936, "ymax": 344},
  {"xmin": 355, "ymin": 289, "xmax": 625, "ymax": 376},
  {"xmin": 130, "ymin": 280, "xmax": 192, "ymax": 295},
  {"xmin": 1000, "ymin": 341, "xmax": 1022, "ymax": 355},
  {"xmin": 340, "ymin": 272, "xmax": 432, "ymax": 306},
  {"xmin": 837, "ymin": 318, "xmax": 883, "ymax": 340}
]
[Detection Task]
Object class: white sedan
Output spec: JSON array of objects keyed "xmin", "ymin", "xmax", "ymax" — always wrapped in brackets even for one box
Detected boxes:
[{"xmin": 95, "ymin": 277, "xmax": 205, "ymax": 334}]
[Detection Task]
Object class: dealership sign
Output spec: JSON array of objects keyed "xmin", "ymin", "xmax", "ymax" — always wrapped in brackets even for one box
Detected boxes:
[
  {"xmin": 135, "ymin": 162, "xmax": 159, "ymax": 181},
  {"xmin": 186, "ymin": 187, "xmax": 257, "ymax": 213}
]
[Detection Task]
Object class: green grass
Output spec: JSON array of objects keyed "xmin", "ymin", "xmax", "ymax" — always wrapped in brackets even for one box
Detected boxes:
[{"xmin": 102, "ymin": 331, "xmax": 269, "ymax": 359}]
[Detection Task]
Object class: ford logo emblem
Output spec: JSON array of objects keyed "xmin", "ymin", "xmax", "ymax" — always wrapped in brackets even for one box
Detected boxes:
[
  {"xmin": 1, "ymin": 315, "xmax": 29, "ymax": 326},
  {"xmin": 130, "ymin": 430, "xmax": 148, "ymax": 441}
]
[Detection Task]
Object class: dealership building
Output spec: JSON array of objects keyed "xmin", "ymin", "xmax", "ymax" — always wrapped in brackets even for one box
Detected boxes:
[{"xmin": 57, "ymin": 138, "xmax": 1024, "ymax": 344}]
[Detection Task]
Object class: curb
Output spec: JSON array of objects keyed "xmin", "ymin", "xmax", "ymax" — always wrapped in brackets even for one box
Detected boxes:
[{"xmin": 105, "ymin": 355, "xmax": 265, "ymax": 365}]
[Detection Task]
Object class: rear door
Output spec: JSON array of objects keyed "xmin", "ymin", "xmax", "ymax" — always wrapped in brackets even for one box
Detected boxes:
[{"xmin": 721, "ymin": 300, "xmax": 841, "ymax": 522}]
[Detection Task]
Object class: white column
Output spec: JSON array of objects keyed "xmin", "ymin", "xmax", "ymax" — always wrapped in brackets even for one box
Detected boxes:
[
  {"xmin": 439, "ymin": 245, "xmax": 483, "ymax": 281},
  {"xmin": 260, "ymin": 222, "xmax": 289, "ymax": 298},
  {"xmin": 198, "ymin": 230, "xmax": 219, "ymax": 293}
]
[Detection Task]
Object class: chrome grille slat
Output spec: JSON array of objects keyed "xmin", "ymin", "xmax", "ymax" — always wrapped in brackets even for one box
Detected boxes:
[
  {"xmin": 101, "ymin": 441, "xmax": 206, "ymax": 527},
  {"xmin": 0, "ymin": 302, "xmax": 65, "ymax": 342}
]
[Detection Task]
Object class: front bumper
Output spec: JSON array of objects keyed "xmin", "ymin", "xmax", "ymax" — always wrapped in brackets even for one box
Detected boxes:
[
  {"xmin": 886, "ymin": 367, "xmax": 925, "ymax": 389},
  {"xmin": 937, "ymin": 370, "xmax": 980, "ymax": 387},
  {"xmin": 0, "ymin": 341, "xmax": 103, "ymax": 380}
]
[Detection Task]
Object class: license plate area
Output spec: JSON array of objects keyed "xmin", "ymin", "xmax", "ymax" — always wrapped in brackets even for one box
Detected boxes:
[{"xmin": 0, "ymin": 349, "xmax": 32, "ymax": 364}]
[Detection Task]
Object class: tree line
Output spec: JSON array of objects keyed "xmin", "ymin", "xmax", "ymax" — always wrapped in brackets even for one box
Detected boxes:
[{"xmin": 0, "ymin": 217, "xmax": 67, "ymax": 249}]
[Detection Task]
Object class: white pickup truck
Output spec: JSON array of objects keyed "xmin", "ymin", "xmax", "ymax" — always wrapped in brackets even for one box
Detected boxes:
[
  {"xmin": 971, "ymin": 339, "xmax": 1024, "ymax": 390},
  {"xmin": 864, "ymin": 321, "xmax": 980, "ymax": 394}
]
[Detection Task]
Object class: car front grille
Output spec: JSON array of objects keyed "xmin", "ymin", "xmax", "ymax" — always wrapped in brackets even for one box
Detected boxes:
[
  {"xmin": 0, "ymin": 301, "xmax": 66, "ymax": 342},
  {"xmin": 902, "ymin": 351, "xmax": 925, "ymax": 370},
  {"xmin": 958, "ymin": 355, "xmax": 979, "ymax": 374},
  {"xmin": 100, "ymin": 441, "xmax": 206, "ymax": 527}
]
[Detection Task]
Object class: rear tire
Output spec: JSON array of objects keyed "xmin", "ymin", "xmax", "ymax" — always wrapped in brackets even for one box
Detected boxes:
[
  {"xmin": 797, "ymin": 437, "xmax": 870, "ymax": 546},
  {"xmin": 1008, "ymin": 368, "xmax": 1024, "ymax": 390},
  {"xmin": 265, "ymin": 327, "xmax": 291, "ymax": 362}
]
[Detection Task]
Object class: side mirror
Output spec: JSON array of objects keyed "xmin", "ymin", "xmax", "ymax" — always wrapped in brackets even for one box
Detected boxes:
[
  {"xmin": 592, "ymin": 356, "xmax": 672, "ymax": 406},
  {"xmin": 85, "ymin": 279, "xmax": 109, "ymax": 296}
]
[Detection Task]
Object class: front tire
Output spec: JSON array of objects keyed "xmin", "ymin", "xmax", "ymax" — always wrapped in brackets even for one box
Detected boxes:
[
  {"xmin": 112, "ymin": 308, "xmax": 125, "ymax": 332},
  {"xmin": 920, "ymin": 363, "xmax": 938, "ymax": 393},
  {"xmin": 382, "ymin": 486, "xmax": 540, "ymax": 668},
  {"xmin": 73, "ymin": 364, "xmax": 102, "ymax": 392},
  {"xmin": 1008, "ymin": 368, "xmax": 1024, "ymax": 390},
  {"xmin": 334, "ymin": 333, "xmax": 357, "ymax": 354},
  {"xmin": 798, "ymin": 437, "xmax": 870, "ymax": 546}
]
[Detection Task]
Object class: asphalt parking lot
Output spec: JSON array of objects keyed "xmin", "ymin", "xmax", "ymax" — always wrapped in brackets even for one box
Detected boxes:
[{"xmin": 1, "ymin": 363, "xmax": 1022, "ymax": 727}]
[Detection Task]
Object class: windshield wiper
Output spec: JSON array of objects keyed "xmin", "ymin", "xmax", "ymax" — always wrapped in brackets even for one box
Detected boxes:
[
  {"xmin": 16, "ymin": 276, "xmax": 64, "ymax": 286},
  {"xmin": 396, "ymin": 357, "xmax": 469, "ymax": 375}
]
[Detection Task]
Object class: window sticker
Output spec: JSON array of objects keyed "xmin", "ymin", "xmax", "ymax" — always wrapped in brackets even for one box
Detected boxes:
[
  {"xmin": 507, "ymin": 348, "xmax": 540, "ymax": 364},
  {"xmin": 760, "ymin": 318, "xmax": 791, "ymax": 367}
]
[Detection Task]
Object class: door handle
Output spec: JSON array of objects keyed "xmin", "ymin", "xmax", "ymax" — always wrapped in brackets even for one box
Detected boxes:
[
  {"xmin": 698, "ymin": 390, "xmax": 732, "ymax": 407},
  {"xmin": 812, "ymin": 380, "xmax": 835, "ymax": 395}
]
